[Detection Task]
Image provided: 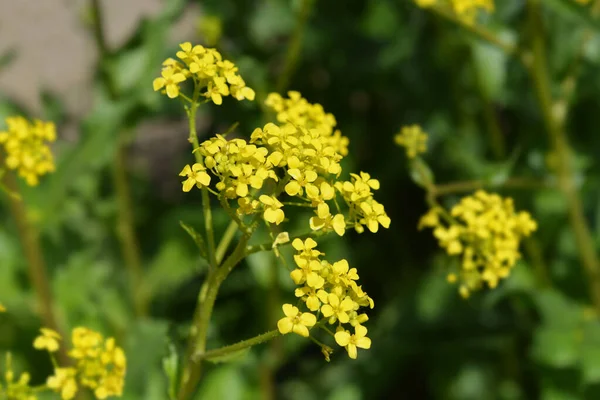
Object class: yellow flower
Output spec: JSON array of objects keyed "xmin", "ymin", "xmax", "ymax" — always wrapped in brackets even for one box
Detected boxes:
[
  {"xmin": 180, "ymin": 163, "xmax": 211, "ymax": 192},
  {"xmin": 321, "ymin": 293, "xmax": 355, "ymax": 324},
  {"xmin": 33, "ymin": 328, "xmax": 62, "ymax": 352},
  {"xmin": 47, "ymin": 368, "xmax": 78, "ymax": 400},
  {"xmin": 334, "ymin": 325, "xmax": 371, "ymax": 359},
  {"xmin": 0, "ymin": 304, "xmax": 5, "ymax": 312},
  {"xmin": 152, "ymin": 67, "xmax": 186, "ymax": 98},
  {"xmin": 259, "ymin": 195, "xmax": 285, "ymax": 225},
  {"xmin": 0, "ymin": 116, "xmax": 56, "ymax": 186},
  {"xmin": 420, "ymin": 190, "xmax": 537, "ymax": 297},
  {"xmin": 277, "ymin": 304, "xmax": 317, "ymax": 337},
  {"xmin": 154, "ymin": 43, "xmax": 254, "ymax": 105},
  {"xmin": 394, "ymin": 124, "xmax": 428, "ymax": 159}
]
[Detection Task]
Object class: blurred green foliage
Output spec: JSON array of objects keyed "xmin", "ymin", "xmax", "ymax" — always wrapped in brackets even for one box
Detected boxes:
[{"xmin": 2, "ymin": 0, "xmax": 600, "ymax": 399}]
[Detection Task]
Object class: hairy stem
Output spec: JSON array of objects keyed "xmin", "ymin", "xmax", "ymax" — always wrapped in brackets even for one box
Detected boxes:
[
  {"xmin": 90, "ymin": 0, "xmax": 147, "ymax": 316},
  {"xmin": 177, "ymin": 235, "xmax": 250, "ymax": 400},
  {"xmin": 527, "ymin": 0, "xmax": 600, "ymax": 310},
  {"xmin": 196, "ymin": 330, "xmax": 280, "ymax": 361}
]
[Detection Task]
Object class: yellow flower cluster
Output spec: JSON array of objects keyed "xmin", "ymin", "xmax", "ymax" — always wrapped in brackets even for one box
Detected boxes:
[
  {"xmin": 419, "ymin": 190, "xmax": 537, "ymax": 298},
  {"xmin": 0, "ymin": 116, "xmax": 56, "ymax": 186},
  {"xmin": 0, "ymin": 304, "xmax": 5, "ymax": 312},
  {"xmin": 153, "ymin": 42, "xmax": 255, "ymax": 104},
  {"xmin": 265, "ymin": 91, "xmax": 348, "ymax": 156},
  {"xmin": 394, "ymin": 125, "xmax": 428, "ymax": 159},
  {"xmin": 180, "ymin": 92, "xmax": 390, "ymax": 236},
  {"xmin": 0, "ymin": 354, "xmax": 36, "ymax": 400},
  {"xmin": 415, "ymin": 0, "xmax": 494, "ymax": 22},
  {"xmin": 277, "ymin": 238, "xmax": 373, "ymax": 359},
  {"xmin": 34, "ymin": 327, "xmax": 126, "ymax": 399}
]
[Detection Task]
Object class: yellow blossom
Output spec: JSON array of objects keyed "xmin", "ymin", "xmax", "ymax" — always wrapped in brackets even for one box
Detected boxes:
[
  {"xmin": 394, "ymin": 124, "xmax": 428, "ymax": 159},
  {"xmin": 33, "ymin": 328, "xmax": 62, "ymax": 353},
  {"xmin": 334, "ymin": 325, "xmax": 371, "ymax": 359},
  {"xmin": 414, "ymin": 0, "xmax": 494, "ymax": 23},
  {"xmin": 2, "ymin": 353, "xmax": 36, "ymax": 400},
  {"xmin": 47, "ymin": 368, "xmax": 78, "ymax": 400},
  {"xmin": 154, "ymin": 42, "xmax": 254, "ymax": 105},
  {"xmin": 0, "ymin": 304, "xmax": 5, "ymax": 312},
  {"xmin": 277, "ymin": 304, "xmax": 317, "ymax": 337},
  {"xmin": 180, "ymin": 163, "xmax": 211, "ymax": 192},
  {"xmin": 259, "ymin": 195, "xmax": 285, "ymax": 225},
  {"xmin": 0, "ymin": 116, "xmax": 56, "ymax": 186},
  {"xmin": 420, "ymin": 190, "xmax": 537, "ymax": 297}
]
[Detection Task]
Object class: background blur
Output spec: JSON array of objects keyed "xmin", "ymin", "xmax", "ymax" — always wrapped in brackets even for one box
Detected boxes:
[{"xmin": 2, "ymin": 0, "xmax": 600, "ymax": 399}]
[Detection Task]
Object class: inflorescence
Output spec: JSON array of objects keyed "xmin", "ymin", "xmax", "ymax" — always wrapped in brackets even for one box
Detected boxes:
[
  {"xmin": 0, "ymin": 116, "xmax": 56, "ymax": 186},
  {"xmin": 419, "ymin": 190, "xmax": 537, "ymax": 298}
]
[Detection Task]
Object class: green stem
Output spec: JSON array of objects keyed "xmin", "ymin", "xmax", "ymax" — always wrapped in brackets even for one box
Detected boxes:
[
  {"xmin": 1, "ymin": 169, "xmax": 69, "ymax": 365},
  {"xmin": 431, "ymin": 177, "xmax": 550, "ymax": 197},
  {"xmin": 196, "ymin": 330, "xmax": 280, "ymax": 361},
  {"xmin": 527, "ymin": 0, "xmax": 600, "ymax": 311},
  {"xmin": 187, "ymin": 99, "xmax": 218, "ymax": 270},
  {"xmin": 215, "ymin": 220, "xmax": 238, "ymax": 265},
  {"xmin": 428, "ymin": 5, "xmax": 524, "ymax": 63},
  {"xmin": 245, "ymin": 229, "xmax": 329, "ymax": 256},
  {"xmin": 177, "ymin": 234, "xmax": 250, "ymax": 400},
  {"xmin": 275, "ymin": 0, "xmax": 316, "ymax": 93},
  {"xmin": 90, "ymin": 0, "xmax": 147, "ymax": 317}
]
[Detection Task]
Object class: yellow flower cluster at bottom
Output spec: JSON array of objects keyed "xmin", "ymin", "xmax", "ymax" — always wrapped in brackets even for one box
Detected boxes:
[
  {"xmin": 419, "ymin": 190, "xmax": 537, "ymax": 298},
  {"xmin": 277, "ymin": 238, "xmax": 373, "ymax": 359},
  {"xmin": 0, "ymin": 354, "xmax": 36, "ymax": 400},
  {"xmin": 32, "ymin": 327, "xmax": 126, "ymax": 399}
]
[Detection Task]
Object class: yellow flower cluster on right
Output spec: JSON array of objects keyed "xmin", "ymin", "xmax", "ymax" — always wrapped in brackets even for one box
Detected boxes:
[
  {"xmin": 277, "ymin": 238, "xmax": 373, "ymax": 359},
  {"xmin": 415, "ymin": 0, "xmax": 494, "ymax": 23},
  {"xmin": 33, "ymin": 327, "xmax": 126, "ymax": 399},
  {"xmin": 180, "ymin": 92, "xmax": 390, "ymax": 236},
  {"xmin": 0, "ymin": 116, "xmax": 56, "ymax": 186},
  {"xmin": 419, "ymin": 190, "xmax": 537, "ymax": 298},
  {"xmin": 394, "ymin": 125, "xmax": 428, "ymax": 159},
  {"xmin": 153, "ymin": 42, "xmax": 255, "ymax": 104}
]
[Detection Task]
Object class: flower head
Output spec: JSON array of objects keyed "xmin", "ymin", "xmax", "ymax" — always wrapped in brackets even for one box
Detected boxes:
[
  {"xmin": 0, "ymin": 116, "xmax": 56, "ymax": 186},
  {"xmin": 420, "ymin": 190, "xmax": 537, "ymax": 297},
  {"xmin": 394, "ymin": 124, "xmax": 428, "ymax": 159}
]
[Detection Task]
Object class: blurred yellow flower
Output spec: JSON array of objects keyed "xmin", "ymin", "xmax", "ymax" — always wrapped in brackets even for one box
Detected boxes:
[
  {"xmin": 0, "ymin": 116, "xmax": 56, "ymax": 186},
  {"xmin": 419, "ymin": 190, "xmax": 537, "ymax": 297},
  {"xmin": 394, "ymin": 124, "xmax": 428, "ymax": 159},
  {"xmin": 33, "ymin": 328, "xmax": 62, "ymax": 353}
]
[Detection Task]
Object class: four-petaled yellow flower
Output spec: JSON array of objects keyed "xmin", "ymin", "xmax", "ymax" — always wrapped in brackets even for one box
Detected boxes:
[
  {"xmin": 259, "ymin": 195, "xmax": 285, "ymax": 225},
  {"xmin": 33, "ymin": 328, "xmax": 62, "ymax": 352},
  {"xmin": 180, "ymin": 163, "xmax": 211, "ymax": 192},
  {"xmin": 277, "ymin": 304, "xmax": 317, "ymax": 337},
  {"xmin": 334, "ymin": 325, "xmax": 372, "ymax": 359},
  {"xmin": 152, "ymin": 68, "xmax": 186, "ymax": 99}
]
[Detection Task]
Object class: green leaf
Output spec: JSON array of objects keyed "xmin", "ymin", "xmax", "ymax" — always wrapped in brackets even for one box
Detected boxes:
[
  {"xmin": 544, "ymin": 0, "xmax": 600, "ymax": 31},
  {"xmin": 471, "ymin": 37, "xmax": 508, "ymax": 101},
  {"xmin": 162, "ymin": 343, "xmax": 179, "ymax": 400},
  {"xmin": 531, "ymin": 327, "xmax": 580, "ymax": 368},
  {"xmin": 194, "ymin": 366, "xmax": 247, "ymax": 400},
  {"xmin": 581, "ymin": 320, "xmax": 600, "ymax": 384},
  {"xmin": 409, "ymin": 157, "xmax": 435, "ymax": 189}
]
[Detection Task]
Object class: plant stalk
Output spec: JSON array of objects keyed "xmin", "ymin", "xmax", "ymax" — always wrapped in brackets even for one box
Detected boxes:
[{"xmin": 527, "ymin": 0, "xmax": 600, "ymax": 310}]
